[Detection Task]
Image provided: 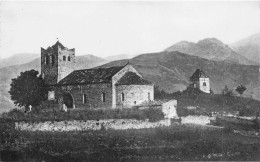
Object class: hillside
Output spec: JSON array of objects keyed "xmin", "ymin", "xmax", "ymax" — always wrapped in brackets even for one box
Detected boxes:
[
  {"xmin": 0, "ymin": 55, "xmax": 107, "ymax": 113},
  {"xmin": 165, "ymin": 38, "xmax": 256, "ymax": 65},
  {"xmin": 230, "ymin": 33, "xmax": 260, "ymax": 64},
  {"xmin": 104, "ymin": 54, "xmax": 138, "ymax": 61},
  {"xmin": 0, "ymin": 53, "xmax": 39, "ymax": 69},
  {"xmin": 99, "ymin": 51, "xmax": 260, "ymax": 100}
]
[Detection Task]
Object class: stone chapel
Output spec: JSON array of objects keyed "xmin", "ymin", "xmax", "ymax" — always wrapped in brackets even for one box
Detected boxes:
[
  {"xmin": 41, "ymin": 41, "xmax": 154, "ymax": 109},
  {"xmin": 190, "ymin": 69, "xmax": 210, "ymax": 93}
]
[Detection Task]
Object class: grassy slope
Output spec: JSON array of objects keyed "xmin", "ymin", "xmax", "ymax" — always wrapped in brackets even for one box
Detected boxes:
[
  {"xmin": 1, "ymin": 120, "xmax": 260, "ymax": 161},
  {"xmin": 155, "ymin": 89, "xmax": 260, "ymax": 116}
]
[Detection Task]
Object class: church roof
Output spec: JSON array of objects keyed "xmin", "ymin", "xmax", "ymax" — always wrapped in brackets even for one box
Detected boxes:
[
  {"xmin": 51, "ymin": 41, "xmax": 65, "ymax": 49},
  {"xmin": 190, "ymin": 69, "xmax": 209, "ymax": 81},
  {"xmin": 57, "ymin": 66, "xmax": 124, "ymax": 85},
  {"xmin": 115, "ymin": 72, "xmax": 153, "ymax": 85}
]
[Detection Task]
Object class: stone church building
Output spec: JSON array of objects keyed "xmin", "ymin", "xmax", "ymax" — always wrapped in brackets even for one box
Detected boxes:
[
  {"xmin": 190, "ymin": 69, "xmax": 210, "ymax": 93},
  {"xmin": 41, "ymin": 41, "xmax": 154, "ymax": 109}
]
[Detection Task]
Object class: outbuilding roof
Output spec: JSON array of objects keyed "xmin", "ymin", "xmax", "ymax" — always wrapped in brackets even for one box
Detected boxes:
[
  {"xmin": 190, "ymin": 69, "xmax": 209, "ymax": 81},
  {"xmin": 115, "ymin": 72, "xmax": 153, "ymax": 85},
  {"xmin": 58, "ymin": 66, "xmax": 124, "ymax": 85}
]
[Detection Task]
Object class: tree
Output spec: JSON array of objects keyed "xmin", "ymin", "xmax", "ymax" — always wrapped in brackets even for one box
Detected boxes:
[
  {"xmin": 9, "ymin": 70, "xmax": 49, "ymax": 111},
  {"xmin": 235, "ymin": 85, "xmax": 246, "ymax": 96},
  {"xmin": 222, "ymin": 85, "xmax": 234, "ymax": 97}
]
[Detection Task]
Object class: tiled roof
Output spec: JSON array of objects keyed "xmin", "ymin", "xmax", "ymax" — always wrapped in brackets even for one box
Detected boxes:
[
  {"xmin": 58, "ymin": 66, "xmax": 124, "ymax": 85},
  {"xmin": 115, "ymin": 72, "xmax": 153, "ymax": 85},
  {"xmin": 190, "ymin": 69, "xmax": 209, "ymax": 81}
]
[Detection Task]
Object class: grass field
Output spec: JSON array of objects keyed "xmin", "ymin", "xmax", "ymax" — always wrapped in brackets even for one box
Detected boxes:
[{"xmin": 1, "ymin": 119, "xmax": 260, "ymax": 161}]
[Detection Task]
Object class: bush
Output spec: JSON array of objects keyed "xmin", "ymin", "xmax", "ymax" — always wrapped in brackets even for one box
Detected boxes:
[{"xmin": 143, "ymin": 107, "xmax": 165, "ymax": 122}]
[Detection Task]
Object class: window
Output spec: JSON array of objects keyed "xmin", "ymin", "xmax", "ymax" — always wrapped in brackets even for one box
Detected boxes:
[
  {"xmin": 45, "ymin": 56, "xmax": 49, "ymax": 65},
  {"xmin": 203, "ymin": 82, "xmax": 207, "ymax": 86},
  {"xmin": 121, "ymin": 93, "xmax": 124, "ymax": 101},
  {"xmin": 63, "ymin": 56, "xmax": 66, "ymax": 61},
  {"xmin": 83, "ymin": 94, "xmax": 87, "ymax": 104},
  {"xmin": 50, "ymin": 55, "xmax": 54, "ymax": 65},
  {"xmin": 148, "ymin": 92, "xmax": 150, "ymax": 101},
  {"xmin": 68, "ymin": 56, "xmax": 71, "ymax": 61},
  {"xmin": 101, "ymin": 93, "xmax": 105, "ymax": 102}
]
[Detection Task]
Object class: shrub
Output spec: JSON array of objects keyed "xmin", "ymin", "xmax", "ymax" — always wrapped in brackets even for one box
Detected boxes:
[{"xmin": 143, "ymin": 107, "xmax": 165, "ymax": 122}]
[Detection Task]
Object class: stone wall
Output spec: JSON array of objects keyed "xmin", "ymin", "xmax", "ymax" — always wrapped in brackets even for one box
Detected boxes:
[
  {"xmin": 199, "ymin": 78, "xmax": 210, "ymax": 93},
  {"xmin": 112, "ymin": 65, "xmax": 142, "ymax": 108},
  {"xmin": 116, "ymin": 85, "xmax": 154, "ymax": 108},
  {"xmin": 41, "ymin": 47, "xmax": 58, "ymax": 84},
  {"xmin": 57, "ymin": 47, "xmax": 75, "ymax": 82},
  {"xmin": 181, "ymin": 115, "xmax": 216, "ymax": 125},
  {"xmin": 15, "ymin": 119, "xmax": 171, "ymax": 131},
  {"xmin": 54, "ymin": 83, "xmax": 113, "ymax": 109}
]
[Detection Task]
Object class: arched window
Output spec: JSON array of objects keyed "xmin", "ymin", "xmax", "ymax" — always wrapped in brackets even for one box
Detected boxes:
[
  {"xmin": 203, "ymin": 82, "xmax": 207, "ymax": 86},
  {"xmin": 45, "ymin": 56, "xmax": 49, "ymax": 65},
  {"xmin": 63, "ymin": 56, "xmax": 66, "ymax": 61},
  {"xmin": 50, "ymin": 55, "xmax": 54, "ymax": 65},
  {"xmin": 121, "ymin": 93, "xmax": 124, "ymax": 101},
  {"xmin": 68, "ymin": 56, "xmax": 71, "ymax": 61},
  {"xmin": 83, "ymin": 94, "xmax": 87, "ymax": 104},
  {"xmin": 101, "ymin": 93, "xmax": 105, "ymax": 102}
]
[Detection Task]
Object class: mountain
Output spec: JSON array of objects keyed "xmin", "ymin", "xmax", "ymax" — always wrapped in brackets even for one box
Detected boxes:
[
  {"xmin": 104, "ymin": 54, "xmax": 138, "ymax": 61},
  {"xmin": 230, "ymin": 33, "xmax": 260, "ymax": 64},
  {"xmin": 0, "ymin": 54, "xmax": 107, "ymax": 113},
  {"xmin": 99, "ymin": 51, "xmax": 259, "ymax": 99},
  {"xmin": 165, "ymin": 38, "xmax": 256, "ymax": 65},
  {"xmin": 0, "ymin": 53, "xmax": 39, "ymax": 69}
]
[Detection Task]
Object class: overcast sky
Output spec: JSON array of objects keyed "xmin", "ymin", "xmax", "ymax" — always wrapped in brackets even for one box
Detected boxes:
[{"xmin": 0, "ymin": 1, "xmax": 259, "ymax": 59}]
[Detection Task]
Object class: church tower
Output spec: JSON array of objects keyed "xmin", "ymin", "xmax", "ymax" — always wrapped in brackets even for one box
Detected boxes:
[
  {"xmin": 41, "ymin": 41, "xmax": 76, "ymax": 85},
  {"xmin": 190, "ymin": 69, "xmax": 210, "ymax": 93}
]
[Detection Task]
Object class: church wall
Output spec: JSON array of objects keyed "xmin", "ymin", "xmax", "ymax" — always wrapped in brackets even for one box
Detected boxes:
[
  {"xmin": 57, "ymin": 47, "xmax": 75, "ymax": 82},
  {"xmin": 54, "ymin": 83, "xmax": 113, "ymax": 109},
  {"xmin": 199, "ymin": 78, "xmax": 210, "ymax": 93},
  {"xmin": 41, "ymin": 48, "xmax": 59, "ymax": 85},
  {"xmin": 111, "ymin": 65, "xmax": 141, "ymax": 108},
  {"xmin": 116, "ymin": 85, "xmax": 154, "ymax": 108}
]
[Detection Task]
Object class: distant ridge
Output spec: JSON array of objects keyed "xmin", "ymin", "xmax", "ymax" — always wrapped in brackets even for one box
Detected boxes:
[
  {"xmin": 165, "ymin": 38, "xmax": 256, "ymax": 65},
  {"xmin": 0, "ymin": 53, "xmax": 39, "ymax": 69},
  {"xmin": 230, "ymin": 33, "xmax": 260, "ymax": 64}
]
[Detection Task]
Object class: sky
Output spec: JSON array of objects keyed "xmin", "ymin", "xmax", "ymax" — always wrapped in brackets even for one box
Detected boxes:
[{"xmin": 0, "ymin": 1, "xmax": 259, "ymax": 59}]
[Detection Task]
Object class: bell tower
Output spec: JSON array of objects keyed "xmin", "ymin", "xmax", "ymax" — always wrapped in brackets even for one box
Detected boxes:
[{"xmin": 41, "ymin": 41, "xmax": 76, "ymax": 85}]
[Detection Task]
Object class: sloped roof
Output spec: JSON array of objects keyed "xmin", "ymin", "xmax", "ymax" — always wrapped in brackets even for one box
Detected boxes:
[
  {"xmin": 190, "ymin": 69, "xmax": 209, "ymax": 81},
  {"xmin": 51, "ymin": 41, "xmax": 65, "ymax": 49},
  {"xmin": 115, "ymin": 72, "xmax": 153, "ymax": 85},
  {"xmin": 58, "ymin": 66, "xmax": 124, "ymax": 85}
]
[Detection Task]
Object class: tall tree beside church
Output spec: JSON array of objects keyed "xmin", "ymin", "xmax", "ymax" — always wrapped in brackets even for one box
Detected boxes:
[{"xmin": 9, "ymin": 70, "xmax": 49, "ymax": 111}]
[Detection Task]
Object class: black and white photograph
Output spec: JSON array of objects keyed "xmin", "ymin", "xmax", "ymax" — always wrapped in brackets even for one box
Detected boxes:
[{"xmin": 0, "ymin": 0, "xmax": 260, "ymax": 161}]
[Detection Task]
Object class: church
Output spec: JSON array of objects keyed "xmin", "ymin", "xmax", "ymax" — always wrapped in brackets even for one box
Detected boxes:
[
  {"xmin": 190, "ymin": 69, "xmax": 210, "ymax": 93},
  {"xmin": 41, "ymin": 41, "xmax": 154, "ymax": 109}
]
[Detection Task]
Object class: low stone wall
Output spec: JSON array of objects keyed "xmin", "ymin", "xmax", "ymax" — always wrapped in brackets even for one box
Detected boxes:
[
  {"xmin": 181, "ymin": 115, "xmax": 216, "ymax": 125},
  {"xmin": 15, "ymin": 119, "xmax": 171, "ymax": 132}
]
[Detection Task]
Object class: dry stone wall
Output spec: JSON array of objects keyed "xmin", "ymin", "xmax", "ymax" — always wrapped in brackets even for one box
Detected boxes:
[{"xmin": 15, "ymin": 119, "xmax": 171, "ymax": 132}]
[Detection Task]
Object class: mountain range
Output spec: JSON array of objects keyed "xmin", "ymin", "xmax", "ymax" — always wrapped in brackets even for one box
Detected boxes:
[
  {"xmin": 0, "ymin": 34, "xmax": 259, "ymax": 113},
  {"xmin": 165, "ymin": 38, "xmax": 257, "ymax": 65},
  {"xmin": 230, "ymin": 33, "xmax": 260, "ymax": 64},
  {"xmin": 0, "ymin": 53, "xmax": 39, "ymax": 69}
]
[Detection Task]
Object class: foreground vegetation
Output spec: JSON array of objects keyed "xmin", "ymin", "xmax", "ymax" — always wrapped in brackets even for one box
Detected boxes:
[
  {"xmin": 1, "ymin": 107, "xmax": 165, "ymax": 123},
  {"xmin": 1, "ymin": 119, "xmax": 260, "ymax": 161},
  {"xmin": 155, "ymin": 87, "xmax": 260, "ymax": 117}
]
